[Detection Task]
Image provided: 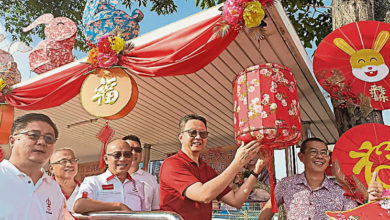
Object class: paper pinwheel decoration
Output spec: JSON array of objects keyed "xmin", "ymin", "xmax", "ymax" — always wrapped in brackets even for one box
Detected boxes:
[
  {"xmin": 82, "ymin": 0, "xmax": 143, "ymax": 44},
  {"xmin": 314, "ymin": 21, "xmax": 390, "ymax": 110},
  {"xmin": 23, "ymin": 13, "xmax": 77, "ymax": 74}
]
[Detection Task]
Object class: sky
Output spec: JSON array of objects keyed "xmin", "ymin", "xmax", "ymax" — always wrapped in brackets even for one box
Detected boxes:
[{"xmin": 1, "ymin": 1, "xmax": 389, "ymax": 180}]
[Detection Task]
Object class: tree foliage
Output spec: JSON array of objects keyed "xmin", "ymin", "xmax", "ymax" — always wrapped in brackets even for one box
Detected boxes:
[
  {"xmin": 0, "ymin": 0, "xmax": 178, "ymax": 52},
  {"xmin": 0, "ymin": 0, "xmax": 332, "ymax": 52},
  {"xmin": 195, "ymin": 0, "xmax": 332, "ymax": 49}
]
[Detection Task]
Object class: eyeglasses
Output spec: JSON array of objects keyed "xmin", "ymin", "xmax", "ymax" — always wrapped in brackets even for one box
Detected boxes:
[
  {"xmin": 14, "ymin": 130, "xmax": 57, "ymax": 144},
  {"xmin": 182, "ymin": 129, "xmax": 208, "ymax": 139},
  {"xmin": 51, "ymin": 158, "xmax": 79, "ymax": 165},
  {"xmin": 131, "ymin": 147, "xmax": 142, "ymax": 153},
  {"xmin": 307, "ymin": 148, "xmax": 329, "ymax": 157},
  {"xmin": 106, "ymin": 151, "xmax": 132, "ymax": 159}
]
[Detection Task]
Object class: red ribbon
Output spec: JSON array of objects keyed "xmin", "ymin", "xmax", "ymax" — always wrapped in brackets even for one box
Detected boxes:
[{"xmin": 267, "ymin": 149, "xmax": 278, "ymax": 213}]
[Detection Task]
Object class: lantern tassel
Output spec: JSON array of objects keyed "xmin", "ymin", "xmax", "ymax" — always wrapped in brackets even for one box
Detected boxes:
[
  {"xmin": 98, "ymin": 144, "xmax": 106, "ymax": 169},
  {"xmin": 268, "ymin": 149, "xmax": 278, "ymax": 213},
  {"xmin": 96, "ymin": 122, "xmax": 115, "ymax": 169}
]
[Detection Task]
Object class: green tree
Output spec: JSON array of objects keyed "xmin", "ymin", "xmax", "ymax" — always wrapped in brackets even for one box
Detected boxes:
[{"xmin": 0, "ymin": 0, "xmax": 177, "ymax": 52}]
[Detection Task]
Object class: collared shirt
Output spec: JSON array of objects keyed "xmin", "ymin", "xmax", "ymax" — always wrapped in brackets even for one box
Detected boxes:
[
  {"xmin": 131, "ymin": 168, "xmax": 160, "ymax": 211},
  {"xmin": 0, "ymin": 159, "xmax": 64, "ymax": 220},
  {"xmin": 53, "ymin": 176, "xmax": 80, "ymax": 212},
  {"xmin": 64, "ymin": 183, "xmax": 79, "ymax": 212},
  {"xmin": 75, "ymin": 170, "xmax": 146, "ymax": 211},
  {"xmin": 275, "ymin": 172, "xmax": 357, "ymax": 220},
  {"xmin": 159, "ymin": 150, "xmax": 231, "ymax": 220}
]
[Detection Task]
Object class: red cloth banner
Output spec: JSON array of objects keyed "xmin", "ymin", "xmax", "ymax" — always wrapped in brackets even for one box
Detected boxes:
[{"xmin": 3, "ymin": 14, "xmax": 238, "ymax": 110}]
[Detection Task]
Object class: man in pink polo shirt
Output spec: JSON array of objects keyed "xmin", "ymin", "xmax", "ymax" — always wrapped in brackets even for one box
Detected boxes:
[
  {"xmin": 73, "ymin": 139, "xmax": 146, "ymax": 214},
  {"xmin": 159, "ymin": 114, "xmax": 268, "ymax": 220}
]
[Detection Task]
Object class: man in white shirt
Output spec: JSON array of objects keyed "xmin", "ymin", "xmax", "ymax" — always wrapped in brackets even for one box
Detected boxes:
[
  {"xmin": 49, "ymin": 148, "xmax": 80, "ymax": 212},
  {"xmin": 0, "ymin": 113, "xmax": 64, "ymax": 219},
  {"xmin": 73, "ymin": 139, "xmax": 146, "ymax": 214},
  {"xmin": 123, "ymin": 135, "xmax": 160, "ymax": 211}
]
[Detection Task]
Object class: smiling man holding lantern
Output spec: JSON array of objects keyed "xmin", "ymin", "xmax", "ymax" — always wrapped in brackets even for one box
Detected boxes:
[{"xmin": 159, "ymin": 114, "xmax": 269, "ymax": 220}]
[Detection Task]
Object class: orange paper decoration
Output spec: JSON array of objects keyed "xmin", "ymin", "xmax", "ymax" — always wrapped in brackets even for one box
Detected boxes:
[
  {"xmin": 0, "ymin": 104, "xmax": 14, "ymax": 144},
  {"xmin": 80, "ymin": 68, "xmax": 138, "ymax": 120}
]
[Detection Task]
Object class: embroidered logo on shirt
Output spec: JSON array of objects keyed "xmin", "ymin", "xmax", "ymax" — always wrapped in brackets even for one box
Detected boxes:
[
  {"xmin": 102, "ymin": 184, "xmax": 114, "ymax": 190},
  {"xmin": 46, "ymin": 197, "xmax": 52, "ymax": 214}
]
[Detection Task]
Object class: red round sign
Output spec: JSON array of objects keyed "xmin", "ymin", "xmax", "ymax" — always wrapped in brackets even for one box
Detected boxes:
[
  {"xmin": 314, "ymin": 21, "xmax": 390, "ymax": 110},
  {"xmin": 332, "ymin": 123, "xmax": 390, "ymax": 189}
]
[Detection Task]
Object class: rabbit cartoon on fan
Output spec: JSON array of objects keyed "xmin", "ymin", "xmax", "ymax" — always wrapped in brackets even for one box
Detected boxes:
[
  {"xmin": 334, "ymin": 31, "xmax": 390, "ymax": 83},
  {"xmin": 0, "ymin": 34, "xmax": 32, "ymax": 88},
  {"xmin": 23, "ymin": 13, "xmax": 77, "ymax": 74},
  {"xmin": 83, "ymin": 0, "xmax": 143, "ymax": 44}
]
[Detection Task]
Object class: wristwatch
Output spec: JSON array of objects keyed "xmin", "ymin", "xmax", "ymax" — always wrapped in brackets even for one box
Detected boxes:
[{"xmin": 251, "ymin": 171, "xmax": 259, "ymax": 178}]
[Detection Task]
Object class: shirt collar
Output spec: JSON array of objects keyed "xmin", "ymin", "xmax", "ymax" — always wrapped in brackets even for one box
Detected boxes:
[
  {"xmin": 52, "ymin": 175, "xmax": 81, "ymax": 186},
  {"xmin": 177, "ymin": 150, "xmax": 205, "ymax": 166},
  {"xmin": 1, "ymin": 159, "xmax": 50, "ymax": 182},
  {"xmin": 103, "ymin": 169, "xmax": 132, "ymax": 182},
  {"xmin": 296, "ymin": 172, "xmax": 332, "ymax": 191},
  {"xmin": 135, "ymin": 168, "xmax": 144, "ymax": 175}
]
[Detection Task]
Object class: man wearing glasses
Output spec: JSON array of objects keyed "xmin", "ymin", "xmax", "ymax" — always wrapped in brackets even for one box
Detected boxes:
[
  {"xmin": 123, "ymin": 135, "xmax": 160, "ymax": 211},
  {"xmin": 73, "ymin": 139, "xmax": 146, "ymax": 214},
  {"xmin": 159, "ymin": 114, "xmax": 268, "ymax": 220},
  {"xmin": 259, "ymin": 137, "xmax": 384, "ymax": 220},
  {"xmin": 0, "ymin": 113, "xmax": 65, "ymax": 219},
  {"xmin": 49, "ymin": 148, "xmax": 80, "ymax": 212}
]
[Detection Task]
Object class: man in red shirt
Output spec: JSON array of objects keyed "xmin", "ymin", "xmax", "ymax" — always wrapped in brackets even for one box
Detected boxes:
[{"xmin": 159, "ymin": 114, "xmax": 268, "ymax": 220}]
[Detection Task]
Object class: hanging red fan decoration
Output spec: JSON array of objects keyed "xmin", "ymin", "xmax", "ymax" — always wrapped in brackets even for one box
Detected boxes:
[
  {"xmin": 233, "ymin": 63, "xmax": 302, "ymax": 213},
  {"xmin": 313, "ymin": 21, "xmax": 390, "ymax": 110},
  {"xmin": 96, "ymin": 122, "xmax": 115, "ymax": 169},
  {"xmin": 332, "ymin": 123, "xmax": 390, "ymax": 191}
]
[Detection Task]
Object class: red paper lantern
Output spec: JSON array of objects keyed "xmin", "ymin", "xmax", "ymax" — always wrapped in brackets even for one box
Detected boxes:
[
  {"xmin": 233, "ymin": 63, "xmax": 302, "ymax": 147},
  {"xmin": 233, "ymin": 63, "xmax": 302, "ymax": 213}
]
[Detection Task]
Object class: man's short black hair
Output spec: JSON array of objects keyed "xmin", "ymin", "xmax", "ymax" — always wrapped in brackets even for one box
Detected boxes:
[
  {"xmin": 11, "ymin": 113, "xmax": 59, "ymax": 138},
  {"xmin": 122, "ymin": 135, "xmax": 141, "ymax": 146},
  {"xmin": 179, "ymin": 114, "xmax": 207, "ymax": 132},
  {"xmin": 300, "ymin": 137, "xmax": 326, "ymax": 154}
]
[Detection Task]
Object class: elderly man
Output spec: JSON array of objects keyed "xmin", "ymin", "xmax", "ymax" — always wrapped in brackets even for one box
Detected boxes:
[
  {"xmin": 123, "ymin": 135, "xmax": 160, "ymax": 211},
  {"xmin": 73, "ymin": 139, "xmax": 146, "ymax": 214},
  {"xmin": 49, "ymin": 148, "xmax": 80, "ymax": 212},
  {"xmin": 259, "ymin": 137, "xmax": 384, "ymax": 220},
  {"xmin": 159, "ymin": 114, "xmax": 268, "ymax": 220},
  {"xmin": 0, "ymin": 113, "xmax": 64, "ymax": 219}
]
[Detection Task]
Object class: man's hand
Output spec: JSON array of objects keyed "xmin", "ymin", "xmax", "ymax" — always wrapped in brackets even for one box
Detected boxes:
[
  {"xmin": 368, "ymin": 171, "xmax": 383, "ymax": 202},
  {"xmin": 234, "ymin": 140, "xmax": 260, "ymax": 167},
  {"xmin": 253, "ymin": 150, "xmax": 269, "ymax": 174},
  {"xmin": 116, "ymin": 202, "xmax": 132, "ymax": 211}
]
